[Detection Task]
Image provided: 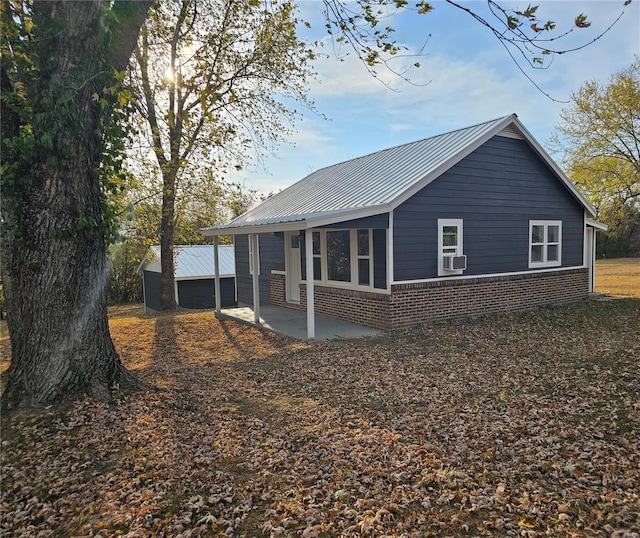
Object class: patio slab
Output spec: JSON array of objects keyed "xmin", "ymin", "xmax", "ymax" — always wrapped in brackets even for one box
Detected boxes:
[{"xmin": 216, "ymin": 304, "xmax": 380, "ymax": 340}]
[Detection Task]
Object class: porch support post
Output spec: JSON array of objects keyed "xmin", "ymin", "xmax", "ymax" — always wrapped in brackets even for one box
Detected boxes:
[
  {"xmin": 250, "ymin": 234, "xmax": 260, "ymax": 323},
  {"xmin": 213, "ymin": 236, "xmax": 221, "ymax": 312},
  {"xmin": 305, "ymin": 228, "xmax": 315, "ymax": 339},
  {"xmin": 588, "ymin": 227, "xmax": 596, "ymax": 293}
]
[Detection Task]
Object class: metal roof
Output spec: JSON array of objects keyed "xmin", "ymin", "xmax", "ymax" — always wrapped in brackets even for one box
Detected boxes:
[
  {"xmin": 202, "ymin": 114, "xmax": 594, "ymax": 235},
  {"xmin": 144, "ymin": 245, "xmax": 235, "ymax": 278}
]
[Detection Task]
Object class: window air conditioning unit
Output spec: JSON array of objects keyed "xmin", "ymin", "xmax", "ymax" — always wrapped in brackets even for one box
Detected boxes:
[{"xmin": 443, "ymin": 254, "xmax": 467, "ymax": 271}]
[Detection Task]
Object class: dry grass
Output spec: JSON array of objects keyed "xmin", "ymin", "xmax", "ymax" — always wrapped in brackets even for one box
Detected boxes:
[{"xmin": 596, "ymin": 257, "xmax": 640, "ymax": 298}]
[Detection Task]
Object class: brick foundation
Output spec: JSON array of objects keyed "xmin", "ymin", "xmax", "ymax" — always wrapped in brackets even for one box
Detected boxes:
[{"xmin": 270, "ymin": 268, "xmax": 589, "ymax": 330}]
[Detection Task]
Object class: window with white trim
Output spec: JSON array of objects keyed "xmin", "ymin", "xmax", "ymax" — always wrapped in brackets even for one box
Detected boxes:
[
  {"xmin": 312, "ymin": 231, "xmax": 322, "ymax": 281},
  {"xmin": 437, "ymin": 219, "xmax": 464, "ymax": 276},
  {"xmin": 248, "ymin": 235, "xmax": 260, "ymax": 275},
  {"xmin": 529, "ymin": 221, "xmax": 561, "ymax": 268},
  {"xmin": 302, "ymin": 228, "xmax": 383, "ymax": 291},
  {"xmin": 357, "ymin": 229, "xmax": 372, "ymax": 286}
]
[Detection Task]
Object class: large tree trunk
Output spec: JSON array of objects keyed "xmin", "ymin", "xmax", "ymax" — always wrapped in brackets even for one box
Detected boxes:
[{"xmin": 1, "ymin": 0, "xmax": 152, "ymax": 410}]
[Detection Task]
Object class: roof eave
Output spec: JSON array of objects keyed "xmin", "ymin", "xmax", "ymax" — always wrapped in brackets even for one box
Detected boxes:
[
  {"xmin": 136, "ymin": 248, "xmax": 157, "ymax": 273},
  {"xmin": 201, "ymin": 219, "xmax": 307, "ymax": 236},
  {"xmin": 586, "ymin": 218, "xmax": 608, "ymax": 231},
  {"xmin": 200, "ymin": 204, "xmax": 392, "ymax": 236}
]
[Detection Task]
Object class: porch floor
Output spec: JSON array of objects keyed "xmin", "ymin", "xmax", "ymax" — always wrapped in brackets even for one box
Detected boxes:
[{"xmin": 216, "ymin": 304, "xmax": 381, "ymax": 340}]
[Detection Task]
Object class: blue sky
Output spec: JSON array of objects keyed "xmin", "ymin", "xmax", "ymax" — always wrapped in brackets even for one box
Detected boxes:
[{"xmin": 234, "ymin": 0, "xmax": 639, "ymax": 195}]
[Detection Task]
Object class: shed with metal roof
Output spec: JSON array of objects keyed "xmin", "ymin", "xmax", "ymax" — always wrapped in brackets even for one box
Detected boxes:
[{"xmin": 139, "ymin": 245, "xmax": 236, "ymax": 312}]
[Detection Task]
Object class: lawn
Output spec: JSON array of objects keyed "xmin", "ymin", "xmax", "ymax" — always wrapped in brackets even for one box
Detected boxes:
[
  {"xmin": 2, "ymin": 298, "xmax": 639, "ymax": 537},
  {"xmin": 596, "ymin": 258, "xmax": 640, "ymax": 298}
]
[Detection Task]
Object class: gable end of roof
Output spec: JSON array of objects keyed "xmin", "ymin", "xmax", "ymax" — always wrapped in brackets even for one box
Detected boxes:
[{"xmin": 201, "ymin": 113, "xmax": 595, "ymax": 234}]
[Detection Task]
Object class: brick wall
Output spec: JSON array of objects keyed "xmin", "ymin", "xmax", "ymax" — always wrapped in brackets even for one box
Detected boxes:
[
  {"xmin": 270, "ymin": 273, "xmax": 290, "ymax": 308},
  {"xmin": 270, "ymin": 268, "xmax": 589, "ymax": 331},
  {"xmin": 389, "ymin": 268, "xmax": 589, "ymax": 329},
  {"xmin": 300, "ymin": 285, "xmax": 391, "ymax": 330}
]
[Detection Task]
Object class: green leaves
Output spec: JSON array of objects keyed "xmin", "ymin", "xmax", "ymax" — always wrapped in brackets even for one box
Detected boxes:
[
  {"xmin": 552, "ymin": 57, "xmax": 640, "ymax": 256},
  {"xmin": 506, "ymin": 15, "xmax": 519, "ymax": 30}
]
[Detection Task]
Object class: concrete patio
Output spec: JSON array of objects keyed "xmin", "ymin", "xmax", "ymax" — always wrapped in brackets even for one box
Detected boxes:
[{"xmin": 215, "ymin": 304, "xmax": 380, "ymax": 340}]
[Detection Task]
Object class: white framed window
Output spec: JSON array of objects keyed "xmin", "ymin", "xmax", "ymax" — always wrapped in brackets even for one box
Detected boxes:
[
  {"xmin": 302, "ymin": 228, "xmax": 380, "ymax": 291},
  {"xmin": 356, "ymin": 229, "xmax": 373, "ymax": 286},
  {"xmin": 248, "ymin": 235, "xmax": 260, "ymax": 275},
  {"xmin": 529, "ymin": 220, "xmax": 562, "ymax": 268},
  {"xmin": 437, "ymin": 219, "xmax": 464, "ymax": 276},
  {"xmin": 312, "ymin": 231, "xmax": 322, "ymax": 281}
]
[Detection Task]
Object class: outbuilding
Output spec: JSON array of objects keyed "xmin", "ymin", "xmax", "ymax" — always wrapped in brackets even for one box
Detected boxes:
[{"xmin": 139, "ymin": 245, "xmax": 236, "ymax": 313}]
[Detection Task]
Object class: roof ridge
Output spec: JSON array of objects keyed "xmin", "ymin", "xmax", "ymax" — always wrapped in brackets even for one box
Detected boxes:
[{"xmin": 309, "ymin": 114, "xmax": 516, "ymax": 174}]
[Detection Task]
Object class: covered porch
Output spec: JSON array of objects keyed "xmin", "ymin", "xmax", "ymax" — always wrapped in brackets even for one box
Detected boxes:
[{"xmin": 215, "ymin": 304, "xmax": 380, "ymax": 340}]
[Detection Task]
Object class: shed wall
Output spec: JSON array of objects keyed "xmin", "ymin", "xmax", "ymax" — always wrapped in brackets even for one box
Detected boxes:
[
  {"xmin": 177, "ymin": 278, "xmax": 236, "ymax": 309},
  {"xmin": 143, "ymin": 271, "xmax": 162, "ymax": 312}
]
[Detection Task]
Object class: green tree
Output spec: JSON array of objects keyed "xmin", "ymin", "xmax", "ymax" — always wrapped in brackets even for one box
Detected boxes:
[
  {"xmin": 107, "ymin": 176, "xmax": 259, "ymax": 305},
  {"xmin": 107, "ymin": 240, "xmax": 146, "ymax": 305},
  {"xmin": 1, "ymin": 0, "xmax": 152, "ymax": 409},
  {"xmin": 129, "ymin": 0, "xmax": 314, "ymax": 310},
  {"xmin": 552, "ymin": 57, "xmax": 640, "ymax": 256}
]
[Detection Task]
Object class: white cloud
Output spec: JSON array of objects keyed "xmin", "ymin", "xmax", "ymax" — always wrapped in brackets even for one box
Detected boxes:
[{"xmin": 237, "ymin": 0, "xmax": 639, "ymax": 193}]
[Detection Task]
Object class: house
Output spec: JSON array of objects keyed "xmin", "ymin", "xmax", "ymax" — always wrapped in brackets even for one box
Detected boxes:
[
  {"xmin": 138, "ymin": 245, "xmax": 236, "ymax": 313},
  {"xmin": 201, "ymin": 114, "xmax": 606, "ymax": 338}
]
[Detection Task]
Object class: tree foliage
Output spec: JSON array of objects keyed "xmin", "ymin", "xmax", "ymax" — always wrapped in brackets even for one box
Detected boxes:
[
  {"xmin": 320, "ymin": 0, "xmax": 632, "ymax": 96},
  {"xmin": 128, "ymin": 0, "xmax": 315, "ymax": 310},
  {"xmin": 552, "ymin": 57, "xmax": 640, "ymax": 256},
  {"xmin": 107, "ymin": 175, "xmax": 260, "ymax": 305},
  {"xmin": 0, "ymin": 0, "xmax": 153, "ymax": 409}
]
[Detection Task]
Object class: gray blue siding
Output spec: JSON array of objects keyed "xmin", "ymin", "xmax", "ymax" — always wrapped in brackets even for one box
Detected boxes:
[
  {"xmin": 235, "ymin": 234, "xmax": 285, "ymax": 305},
  {"xmin": 321, "ymin": 213, "xmax": 389, "ymax": 229},
  {"xmin": 393, "ymin": 135, "xmax": 585, "ymax": 281},
  {"xmin": 177, "ymin": 278, "xmax": 236, "ymax": 309},
  {"xmin": 143, "ymin": 271, "xmax": 162, "ymax": 311},
  {"xmin": 373, "ymin": 229, "xmax": 387, "ymax": 289}
]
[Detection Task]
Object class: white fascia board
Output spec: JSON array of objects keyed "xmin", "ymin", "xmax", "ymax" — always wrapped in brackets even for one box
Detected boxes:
[
  {"xmin": 201, "ymin": 220, "xmax": 306, "ymax": 236},
  {"xmin": 305, "ymin": 205, "xmax": 391, "ymax": 228},
  {"xmin": 387, "ymin": 115, "xmax": 516, "ymax": 210},
  {"xmin": 385, "ymin": 114, "xmax": 597, "ymax": 219},
  {"xmin": 586, "ymin": 218, "xmax": 608, "ymax": 231},
  {"xmin": 201, "ymin": 206, "xmax": 392, "ymax": 236},
  {"xmin": 175, "ymin": 274, "xmax": 234, "ymax": 281},
  {"xmin": 136, "ymin": 249, "xmax": 156, "ymax": 274}
]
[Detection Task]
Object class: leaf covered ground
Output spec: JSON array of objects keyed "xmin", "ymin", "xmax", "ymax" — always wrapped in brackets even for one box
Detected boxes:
[{"xmin": 1, "ymin": 299, "xmax": 639, "ymax": 537}]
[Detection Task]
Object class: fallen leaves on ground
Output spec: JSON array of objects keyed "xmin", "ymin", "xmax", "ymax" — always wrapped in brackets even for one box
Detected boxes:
[{"xmin": 2, "ymin": 299, "xmax": 639, "ymax": 537}]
